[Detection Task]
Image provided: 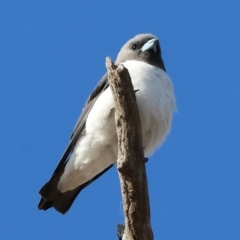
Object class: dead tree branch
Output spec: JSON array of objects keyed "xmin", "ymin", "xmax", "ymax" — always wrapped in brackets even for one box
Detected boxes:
[{"xmin": 106, "ymin": 57, "xmax": 153, "ymax": 240}]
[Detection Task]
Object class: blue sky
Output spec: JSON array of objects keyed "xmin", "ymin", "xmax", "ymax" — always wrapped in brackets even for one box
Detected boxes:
[{"xmin": 1, "ymin": 1, "xmax": 240, "ymax": 239}]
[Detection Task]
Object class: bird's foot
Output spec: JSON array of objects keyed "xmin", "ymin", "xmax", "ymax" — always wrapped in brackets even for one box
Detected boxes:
[{"xmin": 134, "ymin": 89, "xmax": 139, "ymax": 93}]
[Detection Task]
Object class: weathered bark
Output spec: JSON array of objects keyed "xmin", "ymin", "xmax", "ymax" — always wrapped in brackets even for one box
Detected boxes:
[{"xmin": 106, "ymin": 58, "xmax": 153, "ymax": 240}]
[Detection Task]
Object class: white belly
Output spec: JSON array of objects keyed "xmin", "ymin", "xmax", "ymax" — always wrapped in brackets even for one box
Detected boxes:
[
  {"xmin": 122, "ymin": 61, "xmax": 176, "ymax": 156},
  {"xmin": 58, "ymin": 60, "xmax": 176, "ymax": 192}
]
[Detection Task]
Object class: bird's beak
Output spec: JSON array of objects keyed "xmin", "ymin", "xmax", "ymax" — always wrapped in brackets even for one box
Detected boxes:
[{"xmin": 141, "ymin": 39, "xmax": 158, "ymax": 53}]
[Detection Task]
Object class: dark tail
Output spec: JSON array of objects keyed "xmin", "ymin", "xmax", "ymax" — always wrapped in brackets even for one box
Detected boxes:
[
  {"xmin": 38, "ymin": 164, "xmax": 113, "ymax": 214},
  {"xmin": 38, "ymin": 182, "xmax": 83, "ymax": 214}
]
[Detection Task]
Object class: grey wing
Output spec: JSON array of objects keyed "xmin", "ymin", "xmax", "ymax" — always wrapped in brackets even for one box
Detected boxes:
[
  {"xmin": 57, "ymin": 72, "xmax": 109, "ymax": 172},
  {"xmin": 70, "ymin": 72, "xmax": 109, "ymax": 140}
]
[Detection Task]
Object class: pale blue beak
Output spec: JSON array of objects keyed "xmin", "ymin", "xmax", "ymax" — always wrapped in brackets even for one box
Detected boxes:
[{"xmin": 141, "ymin": 39, "xmax": 158, "ymax": 53}]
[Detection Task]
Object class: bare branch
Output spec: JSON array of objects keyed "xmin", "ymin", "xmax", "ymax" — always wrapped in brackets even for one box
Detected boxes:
[{"xmin": 106, "ymin": 58, "xmax": 153, "ymax": 240}]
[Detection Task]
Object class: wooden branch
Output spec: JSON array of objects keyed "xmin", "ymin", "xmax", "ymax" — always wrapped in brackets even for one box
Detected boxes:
[{"xmin": 106, "ymin": 57, "xmax": 153, "ymax": 240}]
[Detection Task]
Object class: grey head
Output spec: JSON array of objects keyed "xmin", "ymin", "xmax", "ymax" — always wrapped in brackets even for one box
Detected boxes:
[{"xmin": 115, "ymin": 33, "xmax": 166, "ymax": 71}]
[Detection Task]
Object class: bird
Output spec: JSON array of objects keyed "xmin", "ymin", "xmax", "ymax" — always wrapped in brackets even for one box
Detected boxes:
[{"xmin": 38, "ymin": 33, "xmax": 176, "ymax": 214}]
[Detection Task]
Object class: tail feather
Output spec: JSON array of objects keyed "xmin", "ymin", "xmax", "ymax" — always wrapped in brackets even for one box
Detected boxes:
[
  {"xmin": 38, "ymin": 182, "xmax": 82, "ymax": 214},
  {"xmin": 38, "ymin": 164, "xmax": 113, "ymax": 214}
]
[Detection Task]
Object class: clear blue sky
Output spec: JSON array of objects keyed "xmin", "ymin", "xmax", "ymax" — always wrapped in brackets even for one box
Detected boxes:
[{"xmin": 1, "ymin": 1, "xmax": 240, "ymax": 239}]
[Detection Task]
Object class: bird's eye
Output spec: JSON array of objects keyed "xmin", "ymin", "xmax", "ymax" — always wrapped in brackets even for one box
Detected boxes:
[{"xmin": 131, "ymin": 44, "xmax": 137, "ymax": 50}]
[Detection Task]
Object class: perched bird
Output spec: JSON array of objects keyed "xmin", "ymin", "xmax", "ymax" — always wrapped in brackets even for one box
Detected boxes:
[{"xmin": 38, "ymin": 33, "xmax": 176, "ymax": 214}]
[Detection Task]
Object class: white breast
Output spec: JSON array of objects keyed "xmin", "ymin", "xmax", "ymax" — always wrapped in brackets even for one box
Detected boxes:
[{"xmin": 122, "ymin": 60, "xmax": 176, "ymax": 156}]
